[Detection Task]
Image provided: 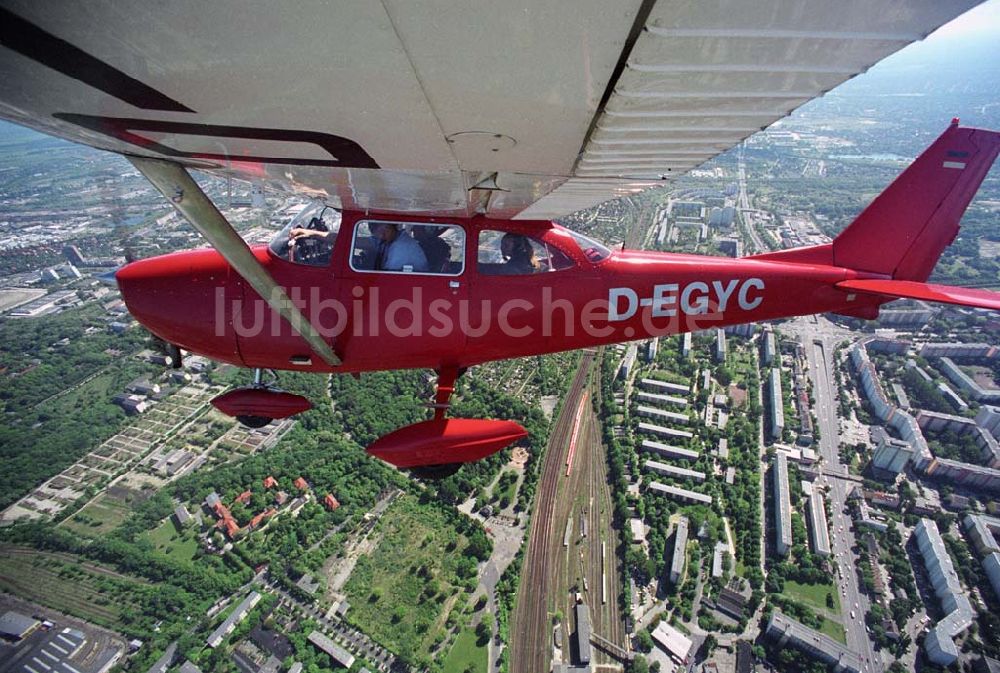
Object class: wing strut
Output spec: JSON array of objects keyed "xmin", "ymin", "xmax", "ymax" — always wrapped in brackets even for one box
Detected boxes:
[{"xmin": 127, "ymin": 157, "xmax": 341, "ymax": 367}]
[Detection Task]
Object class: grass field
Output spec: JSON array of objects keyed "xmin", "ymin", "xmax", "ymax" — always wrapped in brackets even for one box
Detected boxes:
[
  {"xmin": 343, "ymin": 495, "xmax": 474, "ymax": 665},
  {"xmin": 783, "ymin": 578, "xmax": 841, "ymax": 617},
  {"xmin": 61, "ymin": 493, "xmax": 132, "ymax": 537},
  {"xmin": 817, "ymin": 615, "xmax": 847, "ymax": 643},
  {"xmin": 442, "ymin": 627, "xmax": 487, "ymax": 673},
  {"xmin": 0, "ymin": 288, "xmax": 46, "ymax": 312},
  {"xmin": 0, "ymin": 545, "xmax": 145, "ymax": 627},
  {"xmin": 145, "ymin": 517, "xmax": 200, "ymax": 562},
  {"xmin": 782, "ymin": 579, "xmax": 845, "ymax": 643}
]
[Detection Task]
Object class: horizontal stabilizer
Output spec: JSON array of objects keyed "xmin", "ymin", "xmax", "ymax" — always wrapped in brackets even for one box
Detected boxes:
[{"xmin": 836, "ymin": 279, "xmax": 1000, "ymax": 311}]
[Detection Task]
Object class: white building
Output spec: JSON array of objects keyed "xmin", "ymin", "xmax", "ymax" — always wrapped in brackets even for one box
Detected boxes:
[
  {"xmin": 644, "ymin": 460, "xmax": 706, "ymax": 482},
  {"xmin": 640, "ymin": 439, "xmax": 698, "ymax": 461},
  {"xmin": 638, "ymin": 422, "xmax": 693, "ymax": 441},
  {"xmin": 768, "ymin": 368, "xmax": 785, "ymax": 442},
  {"xmin": 807, "ymin": 491, "xmax": 831, "ymax": 558},
  {"xmin": 641, "ymin": 378, "xmax": 690, "ymax": 395},
  {"xmin": 669, "ymin": 517, "xmax": 688, "ymax": 584},
  {"xmin": 913, "ymin": 519, "xmax": 974, "ymax": 667},
  {"xmin": 649, "ymin": 482, "xmax": 712, "ymax": 505},
  {"xmin": 773, "ymin": 454, "xmax": 791, "ymax": 557}
]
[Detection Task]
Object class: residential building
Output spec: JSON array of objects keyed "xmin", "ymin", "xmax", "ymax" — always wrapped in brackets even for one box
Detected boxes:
[
  {"xmin": 977, "ymin": 405, "xmax": 1000, "ymax": 438},
  {"xmin": 670, "ymin": 516, "xmax": 688, "ymax": 586},
  {"xmin": 640, "ymin": 440, "xmax": 698, "ymax": 461},
  {"xmin": 808, "ymin": 490, "xmax": 831, "ymax": 558},
  {"xmin": 939, "ymin": 357, "xmax": 1000, "ymax": 403},
  {"xmin": 644, "ymin": 460, "xmax": 706, "ymax": 482},
  {"xmin": 762, "ymin": 328, "xmax": 776, "ymax": 365},
  {"xmin": 638, "ymin": 422, "xmax": 693, "ymax": 441},
  {"xmin": 963, "ymin": 514, "xmax": 1000, "ymax": 602},
  {"xmin": 636, "ymin": 391, "xmax": 687, "ymax": 407},
  {"xmin": 871, "ymin": 435, "xmax": 914, "ymax": 474},
  {"xmin": 913, "ymin": 519, "xmax": 974, "ymax": 667},
  {"xmin": 307, "ymin": 631, "xmax": 355, "ymax": 668},
  {"xmin": 649, "ymin": 482, "xmax": 712, "ymax": 505},
  {"xmin": 647, "ymin": 338, "xmax": 658, "ymax": 363},
  {"xmin": 641, "ymin": 378, "xmax": 690, "ymax": 395},
  {"xmin": 636, "ymin": 405, "xmax": 690, "ymax": 424},
  {"xmin": 765, "ymin": 611, "xmax": 861, "ymax": 673},
  {"xmin": 920, "ymin": 343, "xmax": 997, "ymax": 359},
  {"xmin": 207, "ymin": 592, "xmax": 262, "ymax": 648},
  {"xmin": 618, "ymin": 343, "xmax": 638, "ymax": 381},
  {"xmin": 773, "ymin": 453, "xmax": 792, "ymax": 557},
  {"xmin": 768, "ymin": 368, "xmax": 784, "ymax": 442}
]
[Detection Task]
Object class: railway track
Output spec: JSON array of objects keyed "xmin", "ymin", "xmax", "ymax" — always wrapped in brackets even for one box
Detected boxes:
[
  {"xmin": 582, "ymin": 357, "xmax": 625, "ymax": 665},
  {"xmin": 509, "ymin": 351, "xmax": 594, "ymax": 673}
]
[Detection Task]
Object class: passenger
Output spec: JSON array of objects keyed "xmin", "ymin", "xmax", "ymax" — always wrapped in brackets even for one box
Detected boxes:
[
  {"xmin": 371, "ymin": 222, "xmax": 428, "ymax": 272},
  {"xmin": 413, "ymin": 226, "xmax": 451, "ymax": 273},
  {"xmin": 500, "ymin": 233, "xmax": 540, "ymax": 275}
]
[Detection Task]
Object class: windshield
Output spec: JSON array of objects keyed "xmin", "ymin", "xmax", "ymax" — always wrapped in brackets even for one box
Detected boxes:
[
  {"xmin": 268, "ymin": 203, "xmax": 341, "ymax": 266},
  {"xmin": 563, "ymin": 228, "xmax": 612, "ymax": 263}
]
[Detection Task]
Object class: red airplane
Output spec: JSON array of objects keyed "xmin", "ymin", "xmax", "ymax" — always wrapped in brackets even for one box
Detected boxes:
[
  {"xmin": 1, "ymin": 2, "xmax": 997, "ymax": 475},
  {"xmin": 122, "ymin": 121, "xmax": 1000, "ymax": 474}
]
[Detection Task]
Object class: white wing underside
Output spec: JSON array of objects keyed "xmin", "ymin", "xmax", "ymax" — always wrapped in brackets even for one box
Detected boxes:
[{"xmin": 0, "ymin": 0, "xmax": 981, "ymax": 220}]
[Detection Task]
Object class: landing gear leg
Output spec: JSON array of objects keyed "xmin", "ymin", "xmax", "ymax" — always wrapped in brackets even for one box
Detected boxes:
[
  {"xmin": 409, "ymin": 367, "xmax": 462, "ymax": 480},
  {"xmin": 428, "ymin": 367, "xmax": 458, "ymax": 420},
  {"xmin": 252, "ymin": 368, "xmax": 279, "ymax": 389}
]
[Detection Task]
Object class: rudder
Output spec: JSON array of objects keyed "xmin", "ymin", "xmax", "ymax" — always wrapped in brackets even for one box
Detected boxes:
[{"xmin": 832, "ymin": 121, "xmax": 1000, "ymax": 280}]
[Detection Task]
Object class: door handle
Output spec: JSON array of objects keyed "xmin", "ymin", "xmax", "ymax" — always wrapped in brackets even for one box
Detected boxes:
[{"xmin": 449, "ymin": 281, "xmax": 460, "ymax": 289}]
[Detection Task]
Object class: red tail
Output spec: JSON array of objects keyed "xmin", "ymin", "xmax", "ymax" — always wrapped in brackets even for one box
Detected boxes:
[{"xmin": 832, "ymin": 121, "xmax": 1000, "ymax": 280}]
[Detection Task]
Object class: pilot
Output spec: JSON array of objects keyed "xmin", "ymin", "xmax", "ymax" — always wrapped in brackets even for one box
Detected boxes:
[
  {"xmin": 371, "ymin": 222, "xmax": 428, "ymax": 272},
  {"xmin": 500, "ymin": 233, "xmax": 540, "ymax": 275},
  {"xmin": 288, "ymin": 223, "xmax": 334, "ymax": 264}
]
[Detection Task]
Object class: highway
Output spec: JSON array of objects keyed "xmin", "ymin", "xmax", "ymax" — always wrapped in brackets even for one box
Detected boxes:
[
  {"xmin": 806, "ymin": 335, "xmax": 882, "ymax": 673},
  {"xmin": 736, "ymin": 145, "xmax": 767, "ymax": 254}
]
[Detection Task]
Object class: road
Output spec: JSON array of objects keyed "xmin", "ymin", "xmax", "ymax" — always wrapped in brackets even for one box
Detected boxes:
[
  {"xmin": 736, "ymin": 145, "xmax": 767, "ymax": 254},
  {"xmin": 805, "ymin": 334, "xmax": 882, "ymax": 673},
  {"xmin": 509, "ymin": 352, "xmax": 595, "ymax": 673}
]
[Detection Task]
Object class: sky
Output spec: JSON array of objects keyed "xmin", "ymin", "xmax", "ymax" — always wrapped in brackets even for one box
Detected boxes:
[
  {"xmin": 932, "ymin": 0, "xmax": 1000, "ymax": 38},
  {"xmin": 874, "ymin": 0, "xmax": 1000, "ymax": 72}
]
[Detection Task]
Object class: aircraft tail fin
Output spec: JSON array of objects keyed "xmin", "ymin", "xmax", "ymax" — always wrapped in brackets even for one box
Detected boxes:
[{"xmin": 831, "ymin": 121, "xmax": 1000, "ymax": 281}]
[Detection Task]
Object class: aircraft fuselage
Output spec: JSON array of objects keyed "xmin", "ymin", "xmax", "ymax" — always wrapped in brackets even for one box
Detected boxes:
[{"xmin": 116, "ymin": 211, "xmax": 873, "ymax": 373}]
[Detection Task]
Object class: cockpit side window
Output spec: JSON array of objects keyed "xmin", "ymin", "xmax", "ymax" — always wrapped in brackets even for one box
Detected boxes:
[
  {"xmin": 477, "ymin": 230, "xmax": 575, "ymax": 275},
  {"xmin": 268, "ymin": 203, "xmax": 340, "ymax": 267},
  {"xmin": 350, "ymin": 221, "xmax": 465, "ymax": 275}
]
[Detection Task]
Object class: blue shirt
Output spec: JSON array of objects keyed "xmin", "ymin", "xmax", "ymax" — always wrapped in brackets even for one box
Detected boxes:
[{"xmin": 379, "ymin": 231, "xmax": 428, "ymax": 272}]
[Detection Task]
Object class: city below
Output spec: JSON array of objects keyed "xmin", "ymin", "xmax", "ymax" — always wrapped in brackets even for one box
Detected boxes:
[{"xmin": 1, "ymin": 53, "xmax": 1000, "ymax": 673}]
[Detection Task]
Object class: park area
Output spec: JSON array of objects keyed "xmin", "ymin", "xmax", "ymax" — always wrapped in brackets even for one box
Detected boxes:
[
  {"xmin": 342, "ymin": 495, "xmax": 483, "ymax": 668},
  {"xmin": 441, "ymin": 627, "xmax": 487, "ymax": 673},
  {"xmin": 783, "ymin": 578, "xmax": 845, "ymax": 643},
  {"xmin": 144, "ymin": 516, "xmax": 201, "ymax": 562}
]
